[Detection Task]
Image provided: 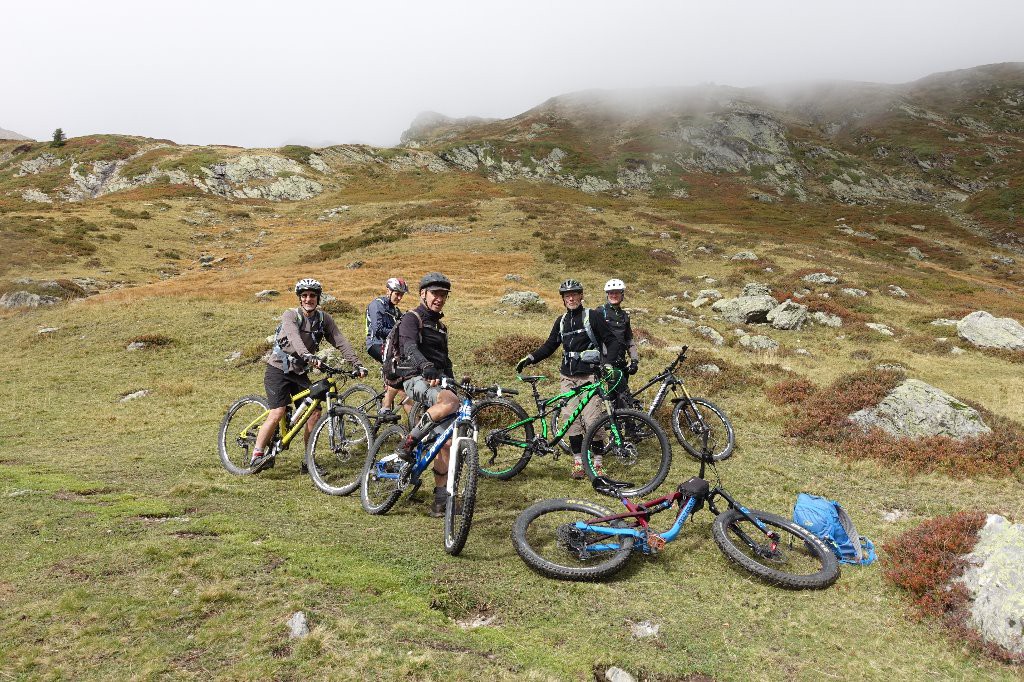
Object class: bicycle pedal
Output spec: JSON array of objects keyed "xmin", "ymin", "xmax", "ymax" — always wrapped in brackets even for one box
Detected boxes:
[{"xmin": 646, "ymin": 534, "xmax": 666, "ymax": 554}]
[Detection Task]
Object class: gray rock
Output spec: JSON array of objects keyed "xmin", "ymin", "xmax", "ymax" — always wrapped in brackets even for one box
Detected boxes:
[
  {"xmin": 910, "ymin": 224, "xmax": 927, "ymax": 231},
  {"xmin": 907, "ymin": 246, "xmax": 925, "ymax": 260},
  {"xmin": 629, "ymin": 620, "xmax": 660, "ymax": 639},
  {"xmin": 841, "ymin": 288, "xmax": 868, "ymax": 297},
  {"xmin": 0, "ymin": 291, "xmax": 60, "ymax": 308},
  {"xmin": 741, "ymin": 282, "xmax": 772, "ymax": 297},
  {"xmin": 711, "ymin": 295, "xmax": 777, "ymax": 324},
  {"xmin": 794, "ymin": 348, "xmax": 812, "ymax": 356},
  {"xmin": 691, "ymin": 289, "xmax": 722, "ymax": 308},
  {"xmin": 956, "ymin": 311, "xmax": 1024, "ymax": 351},
  {"xmin": 255, "ymin": 289, "xmax": 279, "ymax": 299},
  {"xmin": 500, "ymin": 291, "xmax": 546, "ymax": 311},
  {"xmin": 803, "ymin": 272, "xmax": 838, "ymax": 285},
  {"xmin": 287, "ymin": 611, "xmax": 310, "ymax": 640},
  {"xmin": 604, "ymin": 667, "xmax": 638, "ymax": 682},
  {"xmin": 126, "ymin": 341, "xmax": 147, "ymax": 351},
  {"xmin": 882, "ymin": 509, "xmax": 912, "ymax": 523},
  {"xmin": 346, "ymin": 261, "xmax": 364, "ymax": 269},
  {"xmin": 739, "ymin": 334, "xmax": 778, "ymax": 351},
  {"xmin": 504, "ymin": 274, "xmax": 523, "ymax": 282},
  {"xmin": 224, "ymin": 351, "xmax": 242, "ymax": 362},
  {"xmin": 694, "ymin": 325, "xmax": 725, "ymax": 346},
  {"xmin": 696, "ymin": 363, "xmax": 721, "ymax": 374},
  {"xmin": 991, "ymin": 254, "xmax": 1016, "ymax": 266},
  {"xmin": 957, "ymin": 514, "xmax": 1024, "ymax": 656},
  {"xmin": 37, "ymin": 327, "xmax": 59, "ymax": 335},
  {"xmin": 767, "ymin": 299, "xmax": 808, "ymax": 330},
  {"xmin": 731, "ymin": 250, "xmax": 758, "ymax": 260},
  {"xmin": 931, "ymin": 318, "xmax": 960, "ymax": 326},
  {"xmin": 119, "ymin": 389, "xmax": 151, "ymax": 403},
  {"xmin": 848, "ymin": 379, "xmax": 991, "ymax": 439},
  {"xmin": 950, "ymin": 346, "xmax": 966, "ymax": 356},
  {"xmin": 888, "ymin": 285, "xmax": 909, "ymax": 298},
  {"xmin": 875, "ymin": 363, "xmax": 906, "ymax": 371},
  {"xmin": 865, "ymin": 322, "xmax": 895, "ymax": 336},
  {"xmin": 21, "ymin": 188, "xmax": 52, "ymax": 203}
]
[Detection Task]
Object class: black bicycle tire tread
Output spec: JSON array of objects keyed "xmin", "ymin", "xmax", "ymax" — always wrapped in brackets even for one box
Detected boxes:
[
  {"xmin": 711, "ymin": 508, "xmax": 840, "ymax": 589},
  {"xmin": 359, "ymin": 424, "xmax": 406, "ymax": 515},
  {"xmin": 218, "ymin": 395, "xmax": 269, "ymax": 476},
  {"xmin": 472, "ymin": 398, "xmax": 534, "ymax": 480},
  {"xmin": 511, "ymin": 498, "xmax": 634, "ymax": 581},
  {"xmin": 582, "ymin": 408, "xmax": 672, "ymax": 497},
  {"xmin": 444, "ymin": 440, "xmax": 478, "ymax": 555},
  {"xmin": 673, "ymin": 397, "xmax": 735, "ymax": 462},
  {"xmin": 306, "ymin": 406, "xmax": 373, "ymax": 496}
]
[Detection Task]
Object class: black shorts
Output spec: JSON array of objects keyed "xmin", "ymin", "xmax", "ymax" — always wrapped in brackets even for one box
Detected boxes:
[{"xmin": 264, "ymin": 364, "xmax": 311, "ymax": 409}]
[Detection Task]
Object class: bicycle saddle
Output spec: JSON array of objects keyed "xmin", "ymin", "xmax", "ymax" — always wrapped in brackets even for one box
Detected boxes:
[
  {"xmin": 519, "ymin": 375, "xmax": 546, "ymax": 384},
  {"xmin": 592, "ymin": 475, "xmax": 634, "ymax": 498}
]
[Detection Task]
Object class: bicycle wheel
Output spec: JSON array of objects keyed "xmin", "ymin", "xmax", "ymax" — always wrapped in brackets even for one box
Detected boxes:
[
  {"xmin": 673, "ymin": 398, "xmax": 735, "ymax": 462},
  {"xmin": 512, "ymin": 498, "xmax": 634, "ymax": 581},
  {"xmin": 712, "ymin": 508, "xmax": 839, "ymax": 589},
  {"xmin": 339, "ymin": 383, "xmax": 382, "ymax": 414},
  {"xmin": 360, "ymin": 424, "xmax": 408, "ymax": 514},
  {"xmin": 443, "ymin": 436, "xmax": 478, "ymax": 556},
  {"xmin": 306, "ymin": 406, "xmax": 373, "ymax": 496},
  {"xmin": 582, "ymin": 408, "xmax": 671, "ymax": 498},
  {"xmin": 472, "ymin": 398, "xmax": 534, "ymax": 480},
  {"xmin": 218, "ymin": 395, "xmax": 269, "ymax": 475}
]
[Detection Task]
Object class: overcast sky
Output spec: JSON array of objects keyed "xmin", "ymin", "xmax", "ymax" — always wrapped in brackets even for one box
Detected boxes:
[{"xmin": 3, "ymin": 0, "xmax": 1022, "ymax": 148}]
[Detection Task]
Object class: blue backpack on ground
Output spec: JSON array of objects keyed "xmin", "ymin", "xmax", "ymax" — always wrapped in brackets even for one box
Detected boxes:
[{"xmin": 793, "ymin": 493, "xmax": 876, "ymax": 566}]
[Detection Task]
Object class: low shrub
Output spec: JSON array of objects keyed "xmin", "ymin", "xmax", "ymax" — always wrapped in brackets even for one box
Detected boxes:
[
  {"xmin": 129, "ymin": 333, "xmax": 173, "ymax": 347},
  {"xmin": 472, "ymin": 334, "xmax": 546, "ymax": 367},
  {"xmin": 765, "ymin": 378, "xmax": 818, "ymax": 405},
  {"xmin": 236, "ymin": 339, "xmax": 272, "ymax": 367},
  {"xmin": 883, "ymin": 511, "xmax": 1024, "ymax": 663},
  {"xmin": 320, "ymin": 299, "xmax": 356, "ymax": 316}
]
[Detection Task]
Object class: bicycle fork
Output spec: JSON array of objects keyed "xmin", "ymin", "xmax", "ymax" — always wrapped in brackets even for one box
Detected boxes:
[{"xmin": 447, "ymin": 400, "xmax": 476, "ymax": 497}]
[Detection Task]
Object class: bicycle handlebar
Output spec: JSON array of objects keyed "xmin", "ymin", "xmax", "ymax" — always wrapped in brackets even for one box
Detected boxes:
[{"xmin": 440, "ymin": 377, "xmax": 518, "ymax": 397}]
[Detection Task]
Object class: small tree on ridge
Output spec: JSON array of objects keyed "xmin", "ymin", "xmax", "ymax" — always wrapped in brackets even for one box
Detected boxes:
[{"xmin": 51, "ymin": 128, "xmax": 66, "ymax": 147}]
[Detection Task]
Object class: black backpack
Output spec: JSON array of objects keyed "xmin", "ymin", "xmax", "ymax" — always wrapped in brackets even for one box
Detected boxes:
[{"xmin": 381, "ymin": 310, "xmax": 423, "ymax": 387}]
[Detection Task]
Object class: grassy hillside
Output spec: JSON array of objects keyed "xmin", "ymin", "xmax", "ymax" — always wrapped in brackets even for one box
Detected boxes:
[{"xmin": 2, "ymin": 65, "xmax": 1024, "ymax": 680}]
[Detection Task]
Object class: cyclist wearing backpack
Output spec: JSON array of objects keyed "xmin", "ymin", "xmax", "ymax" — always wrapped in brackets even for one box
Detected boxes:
[
  {"xmin": 515, "ymin": 279, "xmax": 622, "ymax": 479},
  {"xmin": 392, "ymin": 272, "xmax": 461, "ymax": 517},
  {"xmin": 250, "ymin": 278, "xmax": 368, "ymax": 472},
  {"xmin": 365, "ymin": 277, "xmax": 408, "ymax": 418},
  {"xmin": 598, "ymin": 278, "xmax": 640, "ymax": 408}
]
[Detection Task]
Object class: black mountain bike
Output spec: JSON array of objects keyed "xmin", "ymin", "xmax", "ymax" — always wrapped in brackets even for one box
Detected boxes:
[{"xmin": 555, "ymin": 345, "xmax": 735, "ymax": 462}]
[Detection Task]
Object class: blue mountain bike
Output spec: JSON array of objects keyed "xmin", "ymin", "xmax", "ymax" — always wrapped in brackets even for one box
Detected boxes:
[{"xmin": 360, "ymin": 378, "xmax": 516, "ymax": 555}]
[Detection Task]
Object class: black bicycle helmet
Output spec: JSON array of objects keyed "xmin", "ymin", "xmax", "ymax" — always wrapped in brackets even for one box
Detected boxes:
[
  {"xmin": 419, "ymin": 272, "xmax": 451, "ymax": 292},
  {"xmin": 558, "ymin": 278, "xmax": 584, "ymax": 295},
  {"xmin": 294, "ymin": 278, "xmax": 323, "ymax": 298}
]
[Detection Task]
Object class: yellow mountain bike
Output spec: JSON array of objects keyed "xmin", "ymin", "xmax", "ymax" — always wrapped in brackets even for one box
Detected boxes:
[{"xmin": 218, "ymin": 363, "xmax": 373, "ymax": 496}]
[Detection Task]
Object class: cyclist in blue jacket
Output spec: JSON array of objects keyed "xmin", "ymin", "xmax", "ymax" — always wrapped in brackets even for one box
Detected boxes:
[{"xmin": 365, "ymin": 277, "xmax": 408, "ymax": 417}]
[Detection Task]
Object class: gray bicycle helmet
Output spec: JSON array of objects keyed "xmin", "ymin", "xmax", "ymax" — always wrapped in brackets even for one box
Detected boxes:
[
  {"xmin": 386, "ymin": 277, "xmax": 409, "ymax": 294},
  {"xmin": 558, "ymin": 279, "xmax": 584, "ymax": 295},
  {"xmin": 419, "ymin": 272, "xmax": 451, "ymax": 292},
  {"xmin": 294, "ymin": 277, "xmax": 323, "ymax": 298}
]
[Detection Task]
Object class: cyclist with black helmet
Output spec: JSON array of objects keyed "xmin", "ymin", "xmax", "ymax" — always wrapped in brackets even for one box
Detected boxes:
[
  {"xmin": 365, "ymin": 277, "xmax": 409, "ymax": 417},
  {"xmin": 393, "ymin": 272, "xmax": 461, "ymax": 516},
  {"xmin": 250, "ymin": 278, "xmax": 368, "ymax": 472},
  {"xmin": 515, "ymin": 279, "xmax": 622, "ymax": 479},
  {"xmin": 598, "ymin": 278, "xmax": 640, "ymax": 407}
]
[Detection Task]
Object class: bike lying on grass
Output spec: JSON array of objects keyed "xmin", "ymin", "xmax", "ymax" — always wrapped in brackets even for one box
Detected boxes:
[
  {"xmin": 555, "ymin": 345, "xmax": 735, "ymax": 462},
  {"xmin": 472, "ymin": 359, "xmax": 672, "ymax": 497},
  {"xmin": 218, "ymin": 363, "xmax": 373, "ymax": 496},
  {"xmin": 511, "ymin": 432, "xmax": 839, "ymax": 588},
  {"xmin": 361, "ymin": 378, "xmax": 514, "ymax": 555}
]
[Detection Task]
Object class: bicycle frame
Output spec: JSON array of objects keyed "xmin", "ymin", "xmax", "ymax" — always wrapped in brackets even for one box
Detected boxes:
[{"xmin": 232, "ymin": 377, "xmax": 339, "ymax": 452}]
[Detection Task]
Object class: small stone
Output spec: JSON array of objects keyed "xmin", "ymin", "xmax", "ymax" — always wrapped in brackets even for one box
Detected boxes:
[
  {"xmin": 802, "ymin": 272, "xmax": 838, "ymax": 285},
  {"xmin": 991, "ymin": 254, "xmax": 1016, "ymax": 266},
  {"xmin": 865, "ymin": 322, "xmax": 895, "ymax": 337},
  {"xmin": 629, "ymin": 620, "xmax": 660, "ymax": 639},
  {"xmin": 694, "ymin": 325, "xmax": 725, "ymax": 346},
  {"xmin": 841, "ymin": 288, "xmax": 868, "ymax": 297},
  {"xmin": 910, "ymin": 224, "xmax": 927, "ymax": 231},
  {"xmin": 126, "ymin": 341, "xmax": 146, "ymax": 351},
  {"xmin": 119, "ymin": 389, "xmax": 151, "ymax": 403},
  {"xmin": 739, "ymin": 334, "xmax": 779, "ymax": 351},
  {"xmin": 696, "ymin": 363, "xmax": 721, "ymax": 374},
  {"xmin": 731, "ymin": 250, "xmax": 758, "ymax": 260},
  {"xmin": 882, "ymin": 509, "xmax": 911, "ymax": 523},
  {"xmin": 38, "ymin": 327, "xmax": 59, "ymax": 334},
  {"xmin": 225, "ymin": 351, "xmax": 242, "ymax": 362},
  {"xmin": 907, "ymin": 246, "xmax": 925, "ymax": 260},
  {"xmin": 950, "ymin": 346, "xmax": 966, "ymax": 356},
  {"xmin": 888, "ymin": 285, "xmax": 909, "ymax": 298},
  {"xmin": 605, "ymin": 667, "xmax": 638, "ymax": 682},
  {"xmin": 794, "ymin": 348, "xmax": 811, "ymax": 356},
  {"xmin": 346, "ymin": 261, "xmax": 364, "ymax": 269},
  {"xmin": 256, "ymin": 289, "xmax": 279, "ymax": 299},
  {"xmin": 504, "ymin": 274, "xmax": 523, "ymax": 282},
  {"xmin": 930, "ymin": 318, "xmax": 959, "ymax": 326},
  {"xmin": 287, "ymin": 611, "xmax": 310, "ymax": 640}
]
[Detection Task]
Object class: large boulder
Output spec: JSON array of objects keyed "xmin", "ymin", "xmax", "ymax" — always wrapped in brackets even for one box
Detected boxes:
[
  {"xmin": 711, "ymin": 294, "xmax": 777, "ymax": 324},
  {"xmin": 0, "ymin": 291, "xmax": 60, "ymax": 309},
  {"xmin": 956, "ymin": 311, "xmax": 1024, "ymax": 351},
  {"xmin": 739, "ymin": 334, "xmax": 778, "ymax": 351},
  {"xmin": 957, "ymin": 514, "xmax": 1024, "ymax": 656},
  {"xmin": 767, "ymin": 299, "xmax": 808, "ymax": 330},
  {"xmin": 500, "ymin": 291, "xmax": 546, "ymax": 311},
  {"xmin": 848, "ymin": 379, "xmax": 991, "ymax": 439}
]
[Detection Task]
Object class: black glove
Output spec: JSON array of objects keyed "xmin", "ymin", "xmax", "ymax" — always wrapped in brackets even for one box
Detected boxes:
[
  {"xmin": 422, "ymin": 363, "xmax": 441, "ymax": 381},
  {"xmin": 355, "ymin": 365, "xmax": 368, "ymax": 378},
  {"xmin": 302, "ymin": 353, "xmax": 321, "ymax": 369},
  {"xmin": 627, "ymin": 360, "xmax": 639, "ymax": 376},
  {"xmin": 515, "ymin": 355, "xmax": 532, "ymax": 374}
]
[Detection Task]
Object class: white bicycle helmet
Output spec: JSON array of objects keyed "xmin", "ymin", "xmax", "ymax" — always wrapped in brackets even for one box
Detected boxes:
[
  {"xmin": 604, "ymin": 278, "xmax": 626, "ymax": 293},
  {"xmin": 385, "ymin": 277, "xmax": 408, "ymax": 294},
  {"xmin": 294, "ymin": 278, "xmax": 323, "ymax": 298}
]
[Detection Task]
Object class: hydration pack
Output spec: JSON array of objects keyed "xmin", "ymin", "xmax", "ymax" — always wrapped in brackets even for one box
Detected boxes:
[
  {"xmin": 793, "ymin": 493, "xmax": 876, "ymax": 566},
  {"xmin": 381, "ymin": 310, "xmax": 423, "ymax": 387},
  {"xmin": 271, "ymin": 308, "xmax": 324, "ymax": 373}
]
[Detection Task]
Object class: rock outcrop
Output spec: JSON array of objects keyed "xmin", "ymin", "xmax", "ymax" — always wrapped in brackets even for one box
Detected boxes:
[
  {"xmin": 848, "ymin": 379, "xmax": 990, "ymax": 439},
  {"xmin": 957, "ymin": 514, "xmax": 1024, "ymax": 656},
  {"xmin": 956, "ymin": 311, "xmax": 1024, "ymax": 351}
]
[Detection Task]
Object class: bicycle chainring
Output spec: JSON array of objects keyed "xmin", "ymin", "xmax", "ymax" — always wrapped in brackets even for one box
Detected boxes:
[{"xmin": 556, "ymin": 523, "xmax": 590, "ymax": 560}]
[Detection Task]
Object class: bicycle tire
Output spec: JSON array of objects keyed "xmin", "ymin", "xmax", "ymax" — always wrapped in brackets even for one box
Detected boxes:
[
  {"xmin": 582, "ymin": 408, "xmax": 671, "ymax": 497},
  {"xmin": 672, "ymin": 397, "xmax": 735, "ymax": 462},
  {"xmin": 339, "ymin": 383, "xmax": 382, "ymax": 414},
  {"xmin": 359, "ymin": 424, "xmax": 408, "ymax": 514},
  {"xmin": 712, "ymin": 508, "xmax": 839, "ymax": 589},
  {"xmin": 306, "ymin": 406, "xmax": 373, "ymax": 496},
  {"xmin": 472, "ymin": 398, "xmax": 534, "ymax": 480},
  {"xmin": 443, "ymin": 436, "xmax": 478, "ymax": 556},
  {"xmin": 512, "ymin": 498, "xmax": 634, "ymax": 581},
  {"xmin": 218, "ymin": 395, "xmax": 269, "ymax": 475}
]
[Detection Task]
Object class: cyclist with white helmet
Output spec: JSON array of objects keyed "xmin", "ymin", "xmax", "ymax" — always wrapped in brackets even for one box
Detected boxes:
[
  {"xmin": 250, "ymin": 278, "xmax": 368, "ymax": 472},
  {"xmin": 365, "ymin": 277, "xmax": 409, "ymax": 418},
  {"xmin": 515, "ymin": 279, "xmax": 622, "ymax": 479},
  {"xmin": 598, "ymin": 278, "xmax": 640, "ymax": 407}
]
